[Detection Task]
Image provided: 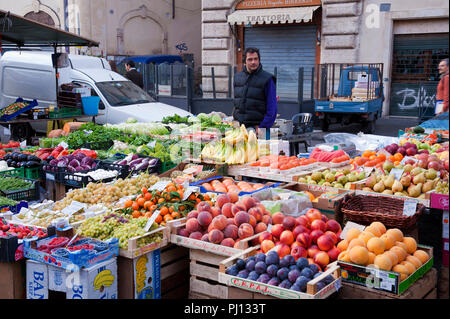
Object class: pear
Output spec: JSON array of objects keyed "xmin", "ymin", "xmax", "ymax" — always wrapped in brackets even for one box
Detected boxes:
[
  {"xmin": 345, "ymin": 182, "xmax": 352, "ymax": 190},
  {"xmin": 318, "ymin": 180, "xmax": 325, "ymax": 186},
  {"xmin": 407, "ymin": 183, "xmax": 422, "ymax": 198},
  {"xmin": 394, "ymin": 192, "xmax": 404, "ymax": 196},
  {"xmin": 382, "ymin": 189, "xmax": 394, "ymax": 195},
  {"xmin": 422, "ymin": 180, "xmax": 436, "ymax": 193},
  {"xmin": 348, "ymin": 173, "xmax": 357, "ymax": 183},
  {"xmin": 325, "ymin": 173, "xmax": 336, "ymax": 183},
  {"xmin": 357, "ymin": 172, "xmax": 366, "ymax": 181},
  {"xmin": 342, "ymin": 168, "xmax": 351, "ymax": 175},
  {"xmin": 298, "ymin": 177, "xmax": 307, "ymax": 183},
  {"xmin": 412, "ymin": 172, "xmax": 426, "ymax": 185},
  {"xmin": 391, "ymin": 180, "xmax": 404, "ymax": 193},
  {"xmin": 376, "ymin": 174, "xmax": 382, "ymax": 183},
  {"xmin": 418, "ymin": 194, "xmax": 426, "ymax": 199},
  {"xmin": 311, "ymin": 172, "xmax": 323, "ymax": 182},
  {"xmin": 337, "ymin": 175, "xmax": 348, "ymax": 185},
  {"xmin": 383, "ymin": 160, "xmax": 395, "ymax": 173},
  {"xmin": 322, "ymin": 182, "xmax": 332, "ymax": 187},
  {"xmin": 383, "ymin": 175, "xmax": 395, "ymax": 189},
  {"xmin": 373, "ymin": 180, "xmax": 385, "ymax": 193},
  {"xmin": 362, "ymin": 187, "xmax": 373, "ymax": 192},
  {"xmin": 403, "ymin": 164, "xmax": 414, "ymax": 173},
  {"xmin": 400, "ymin": 175, "xmax": 412, "ymax": 188},
  {"xmin": 365, "ymin": 175, "xmax": 377, "ymax": 188},
  {"xmin": 402, "ymin": 191, "xmax": 409, "ymax": 197},
  {"xmin": 334, "ymin": 183, "xmax": 344, "ymax": 189},
  {"xmin": 425, "ymin": 169, "xmax": 437, "ymax": 180},
  {"xmin": 411, "ymin": 167, "xmax": 423, "ymax": 176}
]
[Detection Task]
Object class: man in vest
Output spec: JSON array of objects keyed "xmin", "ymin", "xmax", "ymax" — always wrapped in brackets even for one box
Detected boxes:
[
  {"xmin": 233, "ymin": 47, "xmax": 277, "ymax": 138},
  {"xmin": 436, "ymin": 58, "xmax": 449, "ymax": 115}
]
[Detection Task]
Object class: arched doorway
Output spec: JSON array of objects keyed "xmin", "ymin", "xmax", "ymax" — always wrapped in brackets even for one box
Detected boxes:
[{"xmin": 24, "ymin": 10, "xmax": 55, "ymax": 26}]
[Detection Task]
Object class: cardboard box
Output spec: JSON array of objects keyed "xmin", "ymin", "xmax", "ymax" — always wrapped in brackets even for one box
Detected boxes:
[
  {"xmin": 338, "ymin": 245, "xmax": 434, "ymax": 295},
  {"xmin": 430, "ymin": 193, "xmax": 449, "ymax": 210},
  {"xmin": 117, "ymin": 250, "xmax": 161, "ymax": 299},
  {"xmin": 0, "ymin": 260, "xmax": 26, "ymax": 299},
  {"xmin": 48, "ymin": 264, "xmax": 66, "ymax": 292},
  {"xmin": 26, "ymin": 259, "xmax": 49, "ymax": 299}
]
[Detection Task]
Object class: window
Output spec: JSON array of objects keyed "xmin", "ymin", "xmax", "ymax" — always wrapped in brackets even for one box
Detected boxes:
[{"xmin": 95, "ymin": 81, "xmax": 155, "ymax": 107}]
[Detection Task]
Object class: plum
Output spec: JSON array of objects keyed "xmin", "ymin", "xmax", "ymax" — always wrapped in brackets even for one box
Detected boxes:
[
  {"xmin": 267, "ymin": 277, "xmax": 280, "ymax": 286},
  {"xmin": 323, "ymin": 275, "xmax": 335, "ymax": 285},
  {"xmin": 296, "ymin": 257, "xmax": 309, "ymax": 270},
  {"xmin": 245, "ymin": 260, "xmax": 256, "ymax": 272},
  {"xmin": 277, "ymin": 267, "xmax": 289, "ymax": 280},
  {"xmin": 288, "ymin": 269, "xmax": 301, "ymax": 283},
  {"xmin": 265, "ymin": 251, "xmax": 280, "ymax": 266},
  {"xmin": 226, "ymin": 265, "xmax": 239, "ymax": 276},
  {"xmin": 291, "ymin": 283, "xmax": 302, "ymax": 291},
  {"xmin": 254, "ymin": 253, "xmax": 266, "ymax": 263},
  {"xmin": 316, "ymin": 281, "xmax": 326, "ymax": 292},
  {"xmin": 309, "ymin": 264, "xmax": 320, "ymax": 275},
  {"xmin": 257, "ymin": 274, "xmax": 271, "ymax": 284},
  {"xmin": 255, "ymin": 261, "xmax": 267, "ymax": 275},
  {"xmin": 300, "ymin": 267, "xmax": 314, "ymax": 279},
  {"xmin": 279, "ymin": 256, "xmax": 290, "ymax": 268},
  {"xmin": 236, "ymin": 259, "xmax": 246, "ymax": 270},
  {"xmin": 237, "ymin": 270, "xmax": 249, "ymax": 278},
  {"xmin": 248, "ymin": 271, "xmax": 259, "ymax": 281},
  {"xmin": 266, "ymin": 264, "xmax": 279, "ymax": 277},
  {"xmin": 295, "ymin": 276, "xmax": 310, "ymax": 292},
  {"xmin": 279, "ymin": 279, "xmax": 292, "ymax": 289}
]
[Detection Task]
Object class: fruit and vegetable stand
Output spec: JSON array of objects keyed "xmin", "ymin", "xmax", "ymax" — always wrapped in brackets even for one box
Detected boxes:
[{"xmin": 0, "ymin": 116, "xmax": 448, "ymax": 300}]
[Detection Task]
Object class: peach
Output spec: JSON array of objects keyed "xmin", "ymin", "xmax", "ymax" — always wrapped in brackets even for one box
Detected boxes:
[
  {"xmin": 280, "ymin": 230, "xmax": 295, "ymax": 246},
  {"xmin": 324, "ymin": 231, "xmax": 339, "ymax": 245},
  {"xmin": 248, "ymin": 215, "xmax": 257, "ymax": 228},
  {"xmin": 208, "ymin": 229, "xmax": 224, "ymax": 244},
  {"xmin": 238, "ymin": 223, "xmax": 254, "ymax": 239},
  {"xmin": 348, "ymin": 238, "xmax": 366, "ymax": 250},
  {"xmin": 186, "ymin": 218, "xmax": 201, "ymax": 233},
  {"xmin": 338, "ymin": 251, "xmax": 351, "ymax": 262},
  {"xmin": 307, "ymin": 245, "xmax": 320, "ymax": 258},
  {"xmin": 201, "ymin": 233, "xmax": 209, "ymax": 242},
  {"xmin": 234, "ymin": 211, "xmax": 250, "ymax": 226},
  {"xmin": 367, "ymin": 237, "xmax": 386, "ymax": 255},
  {"xmin": 291, "ymin": 245, "xmax": 308, "ymax": 260},
  {"xmin": 261, "ymin": 239, "xmax": 275, "ymax": 253},
  {"xmin": 177, "ymin": 228, "xmax": 190, "ymax": 237},
  {"xmin": 196, "ymin": 201, "xmax": 212, "ymax": 213},
  {"xmin": 216, "ymin": 194, "xmax": 231, "ymax": 208},
  {"xmin": 337, "ymin": 239, "xmax": 349, "ymax": 252},
  {"xmin": 326, "ymin": 219, "xmax": 342, "ymax": 233},
  {"xmin": 349, "ymin": 246, "xmax": 369, "ymax": 266},
  {"xmin": 395, "ymin": 241, "xmax": 409, "ymax": 252},
  {"xmin": 305, "ymin": 208, "xmax": 322, "ymax": 222},
  {"xmin": 197, "ymin": 211, "xmax": 213, "ymax": 227},
  {"xmin": 321, "ymin": 214, "xmax": 329, "ymax": 223},
  {"xmin": 317, "ymin": 234, "xmax": 335, "ymax": 251},
  {"xmin": 392, "ymin": 264, "xmax": 409, "ymax": 281},
  {"xmin": 221, "ymin": 238, "xmax": 235, "ymax": 247},
  {"xmin": 231, "ymin": 203, "xmax": 247, "ymax": 216},
  {"xmin": 311, "ymin": 219, "xmax": 327, "ymax": 233},
  {"xmin": 223, "ymin": 224, "xmax": 239, "ymax": 240},
  {"xmin": 207, "ymin": 223, "xmax": 215, "ymax": 233},
  {"xmin": 248, "ymin": 207, "xmax": 263, "ymax": 222},
  {"xmin": 297, "ymin": 232, "xmax": 312, "ymax": 249},
  {"xmin": 241, "ymin": 196, "xmax": 256, "ymax": 211},
  {"xmin": 255, "ymin": 222, "xmax": 267, "ymax": 234},
  {"xmin": 272, "ymin": 212, "xmax": 285, "ymax": 225},
  {"xmin": 262, "ymin": 214, "xmax": 272, "ymax": 225},
  {"xmin": 293, "ymin": 225, "xmax": 310, "ymax": 239},
  {"xmin": 358, "ymin": 231, "xmax": 375, "ymax": 245},
  {"xmin": 187, "ymin": 210, "xmax": 199, "ymax": 219},
  {"xmin": 296, "ymin": 215, "xmax": 311, "ymax": 228},
  {"xmin": 233, "ymin": 239, "xmax": 242, "ymax": 249},
  {"xmin": 406, "ymin": 255, "xmax": 423, "ymax": 269},
  {"xmin": 227, "ymin": 192, "xmax": 239, "ymax": 203},
  {"xmin": 314, "ymin": 251, "xmax": 330, "ymax": 268},
  {"xmin": 258, "ymin": 231, "xmax": 273, "ymax": 244},
  {"xmin": 282, "ymin": 216, "xmax": 297, "ymax": 231},
  {"xmin": 221, "ymin": 203, "xmax": 234, "ymax": 218},
  {"xmin": 402, "ymin": 237, "xmax": 417, "ymax": 254},
  {"xmin": 400, "ymin": 261, "xmax": 416, "ymax": 275},
  {"xmin": 226, "ymin": 218, "xmax": 236, "ymax": 226},
  {"xmin": 310, "ymin": 230, "xmax": 324, "ymax": 244},
  {"xmin": 189, "ymin": 231, "xmax": 203, "ymax": 240},
  {"xmin": 368, "ymin": 252, "xmax": 376, "ymax": 265},
  {"xmin": 210, "ymin": 206, "xmax": 221, "ymax": 218},
  {"xmin": 275, "ymin": 243, "xmax": 291, "ymax": 258},
  {"xmin": 211, "ymin": 215, "xmax": 228, "ymax": 231},
  {"xmin": 271, "ymin": 224, "xmax": 285, "ymax": 239},
  {"xmin": 328, "ymin": 246, "xmax": 341, "ymax": 262}
]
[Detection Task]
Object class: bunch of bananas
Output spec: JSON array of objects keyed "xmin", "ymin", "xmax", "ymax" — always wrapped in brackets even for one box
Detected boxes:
[
  {"xmin": 201, "ymin": 124, "xmax": 259, "ymax": 165},
  {"xmin": 135, "ymin": 254, "xmax": 148, "ymax": 293},
  {"xmin": 93, "ymin": 269, "xmax": 115, "ymax": 291}
]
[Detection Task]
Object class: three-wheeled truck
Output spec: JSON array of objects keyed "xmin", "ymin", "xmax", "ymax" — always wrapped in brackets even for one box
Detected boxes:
[{"xmin": 314, "ymin": 63, "xmax": 384, "ymax": 134}]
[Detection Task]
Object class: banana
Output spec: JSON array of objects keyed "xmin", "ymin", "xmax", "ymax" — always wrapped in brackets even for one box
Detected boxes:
[{"xmin": 93, "ymin": 270, "xmax": 115, "ymax": 290}]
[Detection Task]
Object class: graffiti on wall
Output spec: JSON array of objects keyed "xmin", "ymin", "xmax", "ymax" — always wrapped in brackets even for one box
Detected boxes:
[{"xmin": 393, "ymin": 86, "xmax": 436, "ymax": 110}]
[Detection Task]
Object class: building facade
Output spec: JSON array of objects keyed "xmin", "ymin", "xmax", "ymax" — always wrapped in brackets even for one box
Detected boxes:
[{"xmin": 201, "ymin": 0, "xmax": 449, "ymax": 117}]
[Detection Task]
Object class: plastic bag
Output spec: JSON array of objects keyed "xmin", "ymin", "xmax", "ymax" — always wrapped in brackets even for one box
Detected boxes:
[
  {"xmin": 257, "ymin": 188, "xmax": 312, "ymax": 217},
  {"xmin": 324, "ymin": 133, "xmax": 399, "ymax": 152}
]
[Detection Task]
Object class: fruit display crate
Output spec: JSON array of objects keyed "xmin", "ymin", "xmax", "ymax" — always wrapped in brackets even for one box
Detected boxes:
[
  {"xmin": 24, "ymin": 167, "xmax": 40, "ymax": 180},
  {"xmin": 337, "ymin": 245, "xmax": 433, "ymax": 295},
  {"xmin": 0, "ymin": 176, "xmax": 40, "ymax": 202},
  {"xmin": 0, "ymin": 98, "xmax": 38, "ymax": 122},
  {"xmin": 23, "ymin": 235, "xmax": 119, "ymax": 271},
  {"xmin": 0, "ymin": 167, "xmax": 25, "ymax": 178},
  {"xmin": 218, "ymin": 247, "xmax": 342, "ymax": 299},
  {"xmin": 119, "ymin": 226, "xmax": 169, "ymax": 259},
  {"xmin": 59, "ymin": 165, "xmax": 125, "ymax": 188},
  {"xmin": 191, "ymin": 176, "xmax": 282, "ymax": 196},
  {"xmin": 0, "ymin": 200, "xmax": 28, "ymax": 214},
  {"xmin": 158, "ymin": 162, "xmax": 221, "ymax": 183},
  {"xmin": 159, "ymin": 244, "xmax": 190, "ymax": 299}
]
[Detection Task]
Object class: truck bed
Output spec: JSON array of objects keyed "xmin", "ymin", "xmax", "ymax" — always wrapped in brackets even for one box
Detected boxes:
[{"xmin": 314, "ymin": 97, "xmax": 382, "ymax": 114}]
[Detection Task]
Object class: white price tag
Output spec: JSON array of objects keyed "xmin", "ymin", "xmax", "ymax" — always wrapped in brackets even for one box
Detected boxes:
[
  {"xmin": 46, "ymin": 173, "xmax": 55, "ymax": 181},
  {"xmin": 400, "ymin": 156, "xmax": 418, "ymax": 165},
  {"xmin": 364, "ymin": 166, "xmax": 375, "ymax": 176},
  {"xmin": 144, "ymin": 210, "xmax": 161, "ymax": 232},
  {"xmin": 403, "ymin": 200, "xmax": 417, "ymax": 217},
  {"xmin": 20, "ymin": 140, "xmax": 27, "ymax": 148},
  {"xmin": 182, "ymin": 186, "xmax": 200, "ymax": 201},
  {"xmin": 379, "ymin": 275, "xmax": 396, "ymax": 291},
  {"xmin": 390, "ymin": 168, "xmax": 404, "ymax": 181},
  {"xmin": 62, "ymin": 201, "xmax": 87, "ymax": 216},
  {"xmin": 340, "ymin": 221, "xmax": 366, "ymax": 241},
  {"xmin": 150, "ymin": 181, "xmax": 171, "ymax": 191},
  {"xmin": 147, "ymin": 140, "xmax": 156, "ymax": 149},
  {"xmin": 58, "ymin": 141, "xmax": 69, "ymax": 149}
]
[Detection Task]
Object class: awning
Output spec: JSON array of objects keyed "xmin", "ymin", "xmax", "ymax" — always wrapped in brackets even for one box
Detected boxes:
[
  {"xmin": 227, "ymin": 6, "xmax": 320, "ymax": 25},
  {"xmin": 0, "ymin": 9, "xmax": 99, "ymax": 47},
  {"xmin": 128, "ymin": 55, "xmax": 183, "ymax": 65}
]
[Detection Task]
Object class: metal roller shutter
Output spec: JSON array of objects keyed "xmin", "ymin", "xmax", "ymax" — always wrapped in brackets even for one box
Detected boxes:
[{"xmin": 244, "ymin": 25, "xmax": 317, "ymax": 101}]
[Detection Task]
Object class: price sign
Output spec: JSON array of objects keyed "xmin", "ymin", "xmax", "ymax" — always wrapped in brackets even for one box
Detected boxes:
[
  {"xmin": 340, "ymin": 221, "xmax": 366, "ymax": 241},
  {"xmin": 45, "ymin": 173, "xmax": 55, "ymax": 181},
  {"xmin": 183, "ymin": 186, "xmax": 200, "ymax": 200},
  {"xmin": 58, "ymin": 141, "xmax": 69, "ymax": 149},
  {"xmin": 147, "ymin": 140, "xmax": 157, "ymax": 148},
  {"xmin": 403, "ymin": 200, "xmax": 417, "ymax": 217},
  {"xmin": 20, "ymin": 140, "xmax": 27, "ymax": 148},
  {"xmin": 144, "ymin": 210, "xmax": 161, "ymax": 232},
  {"xmin": 390, "ymin": 168, "xmax": 404, "ymax": 181},
  {"xmin": 150, "ymin": 181, "xmax": 171, "ymax": 191}
]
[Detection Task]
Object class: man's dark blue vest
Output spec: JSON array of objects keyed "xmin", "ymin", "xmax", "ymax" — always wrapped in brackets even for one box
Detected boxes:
[{"xmin": 233, "ymin": 64, "xmax": 276, "ymax": 127}]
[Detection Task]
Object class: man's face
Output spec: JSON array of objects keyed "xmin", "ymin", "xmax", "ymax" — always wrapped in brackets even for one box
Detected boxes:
[
  {"xmin": 125, "ymin": 64, "xmax": 130, "ymax": 71},
  {"xmin": 438, "ymin": 61, "xmax": 448, "ymax": 74},
  {"xmin": 245, "ymin": 52, "xmax": 260, "ymax": 73}
]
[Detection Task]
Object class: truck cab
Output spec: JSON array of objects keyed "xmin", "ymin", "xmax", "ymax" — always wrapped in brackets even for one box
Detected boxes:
[{"xmin": 314, "ymin": 63, "xmax": 384, "ymax": 134}]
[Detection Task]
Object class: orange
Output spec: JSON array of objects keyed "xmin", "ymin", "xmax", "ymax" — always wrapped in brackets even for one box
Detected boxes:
[
  {"xmin": 167, "ymin": 185, "xmax": 177, "ymax": 193},
  {"xmin": 132, "ymin": 210, "xmax": 141, "ymax": 218},
  {"xmin": 132, "ymin": 202, "xmax": 140, "ymax": 211},
  {"xmin": 141, "ymin": 187, "xmax": 148, "ymax": 194},
  {"xmin": 377, "ymin": 153, "xmax": 386, "ymax": 161},
  {"xmin": 155, "ymin": 214, "xmax": 163, "ymax": 224},
  {"xmin": 137, "ymin": 198, "xmax": 146, "ymax": 207},
  {"xmin": 150, "ymin": 205, "xmax": 157, "ymax": 212},
  {"xmin": 413, "ymin": 250, "xmax": 430, "ymax": 264},
  {"xmin": 164, "ymin": 215, "xmax": 173, "ymax": 222},
  {"xmin": 160, "ymin": 207, "xmax": 169, "ymax": 216},
  {"xmin": 144, "ymin": 192, "xmax": 152, "ymax": 201},
  {"xmin": 144, "ymin": 212, "xmax": 153, "ymax": 218},
  {"xmin": 394, "ymin": 153, "xmax": 403, "ymax": 161},
  {"xmin": 203, "ymin": 194, "xmax": 211, "ymax": 201},
  {"xmin": 171, "ymin": 211, "xmax": 181, "ymax": 219},
  {"xmin": 124, "ymin": 199, "xmax": 133, "ymax": 208},
  {"xmin": 144, "ymin": 201, "xmax": 152, "ymax": 210}
]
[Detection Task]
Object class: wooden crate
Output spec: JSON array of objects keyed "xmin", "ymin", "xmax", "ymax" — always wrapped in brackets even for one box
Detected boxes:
[
  {"xmin": 337, "ymin": 267, "xmax": 438, "ymax": 299},
  {"xmin": 119, "ymin": 226, "xmax": 169, "ymax": 259},
  {"xmin": 160, "ymin": 244, "xmax": 190, "ymax": 299},
  {"xmin": 0, "ymin": 261, "xmax": 26, "ymax": 299}
]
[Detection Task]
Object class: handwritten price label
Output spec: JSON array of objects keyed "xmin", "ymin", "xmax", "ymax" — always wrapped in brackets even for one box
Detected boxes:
[
  {"xmin": 144, "ymin": 210, "xmax": 161, "ymax": 232},
  {"xmin": 390, "ymin": 168, "xmax": 404, "ymax": 181},
  {"xmin": 403, "ymin": 200, "xmax": 417, "ymax": 217}
]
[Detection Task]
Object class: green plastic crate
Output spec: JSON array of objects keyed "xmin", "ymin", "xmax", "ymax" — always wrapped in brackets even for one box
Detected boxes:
[
  {"xmin": 25, "ymin": 167, "xmax": 41, "ymax": 180},
  {"xmin": 0, "ymin": 167, "xmax": 25, "ymax": 177},
  {"xmin": 161, "ymin": 161, "xmax": 177, "ymax": 173},
  {"xmin": 49, "ymin": 107, "xmax": 82, "ymax": 119}
]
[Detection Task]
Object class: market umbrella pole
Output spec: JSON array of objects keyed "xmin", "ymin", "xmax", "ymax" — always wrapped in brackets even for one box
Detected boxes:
[{"xmin": 54, "ymin": 44, "xmax": 59, "ymax": 108}]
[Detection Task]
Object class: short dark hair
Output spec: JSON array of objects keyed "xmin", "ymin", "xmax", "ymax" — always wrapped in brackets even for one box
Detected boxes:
[
  {"xmin": 442, "ymin": 58, "xmax": 449, "ymax": 66},
  {"xmin": 243, "ymin": 47, "xmax": 260, "ymax": 63},
  {"xmin": 126, "ymin": 60, "xmax": 135, "ymax": 68}
]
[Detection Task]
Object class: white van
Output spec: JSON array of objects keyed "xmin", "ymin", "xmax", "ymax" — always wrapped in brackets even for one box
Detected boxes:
[{"xmin": 0, "ymin": 51, "xmax": 191, "ymax": 134}]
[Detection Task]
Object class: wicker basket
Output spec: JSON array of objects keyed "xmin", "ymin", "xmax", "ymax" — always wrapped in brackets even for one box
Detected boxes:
[{"xmin": 339, "ymin": 194, "xmax": 425, "ymax": 231}]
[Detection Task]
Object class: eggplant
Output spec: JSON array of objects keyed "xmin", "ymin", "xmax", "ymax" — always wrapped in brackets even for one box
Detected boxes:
[
  {"xmin": 10, "ymin": 161, "xmax": 17, "ymax": 168},
  {"xmin": 117, "ymin": 159, "xmax": 128, "ymax": 165},
  {"xmin": 129, "ymin": 158, "xmax": 144, "ymax": 166},
  {"xmin": 6, "ymin": 159, "xmax": 12, "ymax": 166},
  {"xmin": 18, "ymin": 154, "xmax": 28, "ymax": 162},
  {"xmin": 12, "ymin": 153, "xmax": 20, "ymax": 161},
  {"xmin": 148, "ymin": 159, "xmax": 157, "ymax": 166},
  {"xmin": 131, "ymin": 154, "xmax": 139, "ymax": 161},
  {"xmin": 134, "ymin": 158, "xmax": 150, "ymax": 171},
  {"xmin": 3, "ymin": 154, "xmax": 11, "ymax": 160}
]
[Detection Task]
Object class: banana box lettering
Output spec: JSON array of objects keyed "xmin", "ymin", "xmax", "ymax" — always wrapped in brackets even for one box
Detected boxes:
[
  {"xmin": 26, "ymin": 260, "xmax": 49, "ymax": 299},
  {"xmin": 133, "ymin": 249, "xmax": 161, "ymax": 299},
  {"xmin": 66, "ymin": 257, "xmax": 118, "ymax": 299}
]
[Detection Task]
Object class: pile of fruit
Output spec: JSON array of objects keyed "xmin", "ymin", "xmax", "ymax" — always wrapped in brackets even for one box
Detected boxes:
[
  {"xmin": 0, "ymin": 141, "xmax": 21, "ymax": 150},
  {"xmin": 176, "ymin": 195, "xmax": 272, "ymax": 248},
  {"xmin": 337, "ymin": 222, "xmax": 430, "ymax": 281},
  {"xmin": 297, "ymin": 167, "xmax": 367, "ymax": 189},
  {"xmin": 225, "ymin": 252, "xmax": 335, "ymax": 293},
  {"xmin": 0, "ymin": 217, "xmax": 47, "ymax": 239},
  {"xmin": 249, "ymin": 155, "xmax": 317, "ymax": 170},
  {"xmin": 309, "ymin": 148, "xmax": 350, "ymax": 163},
  {"xmin": 257, "ymin": 209, "xmax": 342, "ymax": 270},
  {"xmin": 77, "ymin": 211, "xmax": 163, "ymax": 249},
  {"xmin": 0, "ymin": 101, "xmax": 30, "ymax": 117},
  {"xmin": 119, "ymin": 182, "xmax": 205, "ymax": 226},
  {"xmin": 53, "ymin": 172, "xmax": 159, "ymax": 210},
  {"xmin": 200, "ymin": 178, "xmax": 269, "ymax": 194}
]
